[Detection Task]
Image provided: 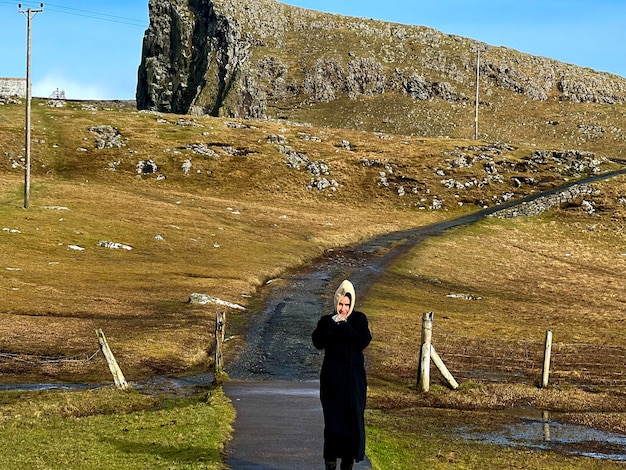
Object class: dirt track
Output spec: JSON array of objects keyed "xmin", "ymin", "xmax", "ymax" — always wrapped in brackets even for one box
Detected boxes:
[{"xmin": 225, "ymin": 210, "xmax": 492, "ymax": 381}]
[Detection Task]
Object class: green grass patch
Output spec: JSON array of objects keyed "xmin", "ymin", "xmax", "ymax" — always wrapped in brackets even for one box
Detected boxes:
[{"xmin": 0, "ymin": 387, "xmax": 234, "ymax": 469}]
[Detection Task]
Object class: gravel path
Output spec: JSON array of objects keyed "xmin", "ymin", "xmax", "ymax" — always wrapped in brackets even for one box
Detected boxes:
[{"xmin": 225, "ymin": 204, "xmax": 504, "ymax": 382}]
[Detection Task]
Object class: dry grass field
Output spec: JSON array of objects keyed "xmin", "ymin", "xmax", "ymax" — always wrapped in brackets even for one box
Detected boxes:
[
  {"xmin": 365, "ymin": 174, "xmax": 626, "ymax": 385},
  {"xmin": 1, "ymin": 98, "xmax": 626, "ymax": 467},
  {"xmin": 0, "ymin": 99, "xmax": 450, "ymax": 382},
  {"xmin": 1, "ymin": 98, "xmax": 624, "ymax": 384}
]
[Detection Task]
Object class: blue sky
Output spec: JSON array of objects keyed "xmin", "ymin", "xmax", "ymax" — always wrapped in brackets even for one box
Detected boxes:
[{"xmin": 1, "ymin": 0, "xmax": 624, "ymax": 100}]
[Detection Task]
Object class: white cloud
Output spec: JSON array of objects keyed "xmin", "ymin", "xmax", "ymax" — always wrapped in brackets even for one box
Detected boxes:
[{"xmin": 33, "ymin": 73, "xmax": 112, "ymax": 101}]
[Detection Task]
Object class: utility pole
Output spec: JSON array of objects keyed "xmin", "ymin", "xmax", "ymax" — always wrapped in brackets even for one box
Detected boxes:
[
  {"xmin": 18, "ymin": 3, "xmax": 44, "ymax": 209},
  {"xmin": 474, "ymin": 49, "xmax": 480, "ymax": 141}
]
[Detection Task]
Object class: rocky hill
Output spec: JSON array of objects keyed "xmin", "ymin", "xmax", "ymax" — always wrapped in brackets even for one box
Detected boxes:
[{"xmin": 136, "ymin": 0, "xmax": 626, "ymax": 158}]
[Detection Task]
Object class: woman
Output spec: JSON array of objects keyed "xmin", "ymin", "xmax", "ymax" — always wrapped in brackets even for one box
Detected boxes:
[{"xmin": 312, "ymin": 279, "xmax": 372, "ymax": 470}]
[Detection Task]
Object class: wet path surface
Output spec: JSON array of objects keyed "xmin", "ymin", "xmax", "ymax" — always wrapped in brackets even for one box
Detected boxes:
[
  {"xmin": 223, "ymin": 380, "xmax": 372, "ymax": 470},
  {"xmin": 223, "ymin": 380, "xmax": 323, "ymax": 470},
  {"xmin": 224, "ymin": 197, "xmax": 519, "ymax": 382}
]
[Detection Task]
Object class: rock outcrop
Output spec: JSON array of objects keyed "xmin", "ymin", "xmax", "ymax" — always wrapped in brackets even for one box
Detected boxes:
[{"xmin": 137, "ymin": 0, "xmax": 626, "ymax": 137}]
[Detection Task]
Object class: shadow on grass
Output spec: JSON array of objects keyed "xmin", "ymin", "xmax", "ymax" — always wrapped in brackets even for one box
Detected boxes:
[{"xmin": 99, "ymin": 435, "xmax": 222, "ymax": 466}]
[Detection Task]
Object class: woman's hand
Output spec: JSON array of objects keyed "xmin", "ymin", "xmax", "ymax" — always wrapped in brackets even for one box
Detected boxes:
[{"xmin": 332, "ymin": 313, "xmax": 347, "ymax": 323}]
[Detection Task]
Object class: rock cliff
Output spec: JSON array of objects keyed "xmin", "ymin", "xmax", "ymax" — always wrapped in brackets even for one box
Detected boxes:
[{"xmin": 136, "ymin": 0, "xmax": 626, "ymax": 142}]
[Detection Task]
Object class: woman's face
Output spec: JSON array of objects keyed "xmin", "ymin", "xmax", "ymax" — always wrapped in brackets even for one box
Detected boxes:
[{"xmin": 337, "ymin": 295, "xmax": 351, "ymax": 316}]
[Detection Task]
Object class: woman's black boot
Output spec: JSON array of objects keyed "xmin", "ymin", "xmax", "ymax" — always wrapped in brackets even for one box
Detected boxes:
[
  {"xmin": 325, "ymin": 459, "xmax": 337, "ymax": 470},
  {"xmin": 340, "ymin": 459, "xmax": 354, "ymax": 470}
]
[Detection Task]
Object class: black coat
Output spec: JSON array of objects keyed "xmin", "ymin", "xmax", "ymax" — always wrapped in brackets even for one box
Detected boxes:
[{"xmin": 312, "ymin": 310, "xmax": 372, "ymax": 462}]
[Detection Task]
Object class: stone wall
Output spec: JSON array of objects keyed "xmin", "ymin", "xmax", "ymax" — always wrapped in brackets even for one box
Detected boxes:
[
  {"xmin": 0, "ymin": 78, "xmax": 26, "ymax": 98},
  {"xmin": 490, "ymin": 184, "xmax": 597, "ymax": 218}
]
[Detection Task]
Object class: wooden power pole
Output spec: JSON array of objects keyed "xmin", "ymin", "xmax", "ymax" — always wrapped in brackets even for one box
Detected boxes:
[{"xmin": 18, "ymin": 3, "xmax": 44, "ymax": 209}]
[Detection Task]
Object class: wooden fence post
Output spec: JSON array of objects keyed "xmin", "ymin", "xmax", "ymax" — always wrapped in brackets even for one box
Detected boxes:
[
  {"xmin": 96, "ymin": 329, "xmax": 130, "ymax": 390},
  {"xmin": 541, "ymin": 330, "xmax": 552, "ymax": 388},
  {"xmin": 417, "ymin": 311, "xmax": 434, "ymax": 392},
  {"xmin": 416, "ymin": 312, "xmax": 459, "ymax": 392},
  {"xmin": 213, "ymin": 312, "xmax": 226, "ymax": 384}
]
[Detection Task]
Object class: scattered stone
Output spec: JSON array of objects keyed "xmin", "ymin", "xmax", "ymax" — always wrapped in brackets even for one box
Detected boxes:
[
  {"xmin": 281, "ymin": 146, "xmax": 309, "ymax": 169},
  {"xmin": 89, "ymin": 125, "xmax": 127, "ymax": 149},
  {"xmin": 267, "ymin": 134, "xmax": 288, "ymax": 144},
  {"xmin": 308, "ymin": 177, "xmax": 338, "ymax": 192},
  {"xmin": 339, "ymin": 140, "xmax": 351, "ymax": 150},
  {"xmin": 221, "ymin": 146, "xmax": 241, "ymax": 156},
  {"xmin": 176, "ymin": 118, "xmax": 203, "ymax": 127},
  {"xmin": 186, "ymin": 143, "xmax": 219, "ymax": 157},
  {"xmin": 138, "ymin": 109, "xmax": 163, "ymax": 116},
  {"xmin": 224, "ymin": 121, "xmax": 256, "ymax": 129},
  {"xmin": 581, "ymin": 200, "xmax": 596, "ymax": 215},
  {"xmin": 97, "ymin": 241, "xmax": 133, "ymax": 250},
  {"xmin": 430, "ymin": 198, "xmax": 443, "ymax": 210},
  {"xmin": 137, "ymin": 160, "xmax": 158, "ymax": 175},
  {"xmin": 188, "ymin": 293, "xmax": 246, "ymax": 310},
  {"xmin": 298, "ymin": 133, "xmax": 322, "ymax": 142},
  {"xmin": 446, "ymin": 293, "xmax": 483, "ymax": 300},
  {"xmin": 306, "ymin": 161, "xmax": 329, "ymax": 176},
  {"xmin": 181, "ymin": 159, "xmax": 192, "ymax": 175}
]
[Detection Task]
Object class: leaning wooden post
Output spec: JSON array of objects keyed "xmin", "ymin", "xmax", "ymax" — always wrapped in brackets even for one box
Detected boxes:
[
  {"xmin": 431, "ymin": 346, "xmax": 459, "ymax": 390},
  {"xmin": 96, "ymin": 329, "xmax": 130, "ymax": 390},
  {"xmin": 417, "ymin": 311, "xmax": 434, "ymax": 392},
  {"xmin": 213, "ymin": 312, "xmax": 226, "ymax": 384},
  {"xmin": 541, "ymin": 330, "xmax": 553, "ymax": 388}
]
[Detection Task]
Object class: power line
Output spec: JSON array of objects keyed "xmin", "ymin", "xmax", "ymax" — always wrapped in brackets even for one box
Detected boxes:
[
  {"xmin": 3, "ymin": 1, "xmax": 147, "ymax": 28},
  {"xmin": 45, "ymin": 2, "xmax": 147, "ymax": 27}
]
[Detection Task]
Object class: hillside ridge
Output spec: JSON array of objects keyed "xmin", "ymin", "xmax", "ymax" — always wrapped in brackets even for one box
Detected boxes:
[{"xmin": 136, "ymin": 0, "xmax": 626, "ymax": 146}]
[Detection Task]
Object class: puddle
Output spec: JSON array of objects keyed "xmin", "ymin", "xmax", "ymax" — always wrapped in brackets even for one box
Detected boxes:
[
  {"xmin": 0, "ymin": 382, "xmax": 100, "ymax": 392},
  {"xmin": 0, "ymin": 373, "xmax": 216, "ymax": 395},
  {"xmin": 460, "ymin": 408, "xmax": 626, "ymax": 461}
]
